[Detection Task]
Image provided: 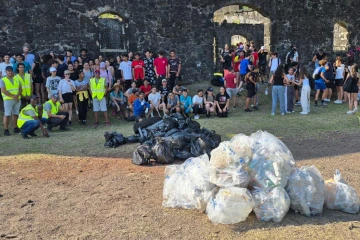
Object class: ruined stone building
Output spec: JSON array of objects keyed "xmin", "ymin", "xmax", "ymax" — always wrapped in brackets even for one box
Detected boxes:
[{"xmin": 0, "ymin": 0, "xmax": 356, "ymax": 81}]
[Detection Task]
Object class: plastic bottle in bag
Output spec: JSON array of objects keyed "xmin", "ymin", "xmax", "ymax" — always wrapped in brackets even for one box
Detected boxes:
[
  {"xmin": 251, "ymin": 187, "xmax": 290, "ymax": 222},
  {"xmin": 286, "ymin": 166, "xmax": 324, "ymax": 216},
  {"xmin": 206, "ymin": 187, "xmax": 255, "ymax": 224},
  {"xmin": 209, "ymin": 164, "xmax": 250, "ymax": 188},
  {"xmin": 162, "ymin": 154, "xmax": 215, "ymax": 211},
  {"xmin": 324, "ymin": 170, "xmax": 360, "ymax": 214}
]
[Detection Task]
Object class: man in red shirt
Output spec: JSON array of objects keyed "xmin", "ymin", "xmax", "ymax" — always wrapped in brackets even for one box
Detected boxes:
[
  {"xmin": 224, "ymin": 67, "xmax": 238, "ymax": 109},
  {"xmin": 131, "ymin": 53, "xmax": 145, "ymax": 88},
  {"xmin": 154, "ymin": 50, "xmax": 168, "ymax": 90},
  {"xmin": 139, "ymin": 79, "xmax": 152, "ymax": 100}
]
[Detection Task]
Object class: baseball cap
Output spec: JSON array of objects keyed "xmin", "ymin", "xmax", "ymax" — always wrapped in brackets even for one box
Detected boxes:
[
  {"xmin": 261, "ymin": 46, "xmax": 265, "ymax": 50},
  {"xmin": 94, "ymin": 69, "xmax": 100, "ymax": 74},
  {"xmin": 100, "ymin": 62, "xmax": 106, "ymax": 68},
  {"xmin": 207, "ymin": 87, "xmax": 213, "ymax": 92},
  {"xmin": 162, "ymin": 79, "xmax": 167, "ymax": 82},
  {"xmin": 30, "ymin": 95, "xmax": 39, "ymax": 100},
  {"xmin": 64, "ymin": 70, "xmax": 71, "ymax": 75},
  {"xmin": 50, "ymin": 94, "xmax": 59, "ymax": 100},
  {"xmin": 50, "ymin": 67, "xmax": 57, "ymax": 72},
  {"xmin": 5, "ymin": 66, "xmax": 13, "ymax": 72}
]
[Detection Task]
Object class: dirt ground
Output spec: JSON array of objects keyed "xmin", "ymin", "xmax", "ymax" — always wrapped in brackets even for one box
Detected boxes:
[{"xmin": 1, "ymin": 133, "xmax": 360, "ymax": 240}]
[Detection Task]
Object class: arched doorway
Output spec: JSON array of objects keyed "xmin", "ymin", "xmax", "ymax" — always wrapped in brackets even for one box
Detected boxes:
[
  {"xmin": 231, "ymin": 35, "xmax": 247, "ymax": 46},
  {"xmin": 98, "ymin": 12, "xmax": 128, "ymax": 53},
  {"xmin": 333, "ymin": 22, "xmax": 349, "ymax": 52}
]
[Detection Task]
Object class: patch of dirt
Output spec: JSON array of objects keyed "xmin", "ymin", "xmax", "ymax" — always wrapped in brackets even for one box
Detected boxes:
[{"xmin": 0, "ymin": 133, "xmax": 360, "ymax": 239}]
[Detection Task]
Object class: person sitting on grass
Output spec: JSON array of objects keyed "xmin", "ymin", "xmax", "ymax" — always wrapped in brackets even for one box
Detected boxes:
[
  {"xmin": 125, "ymin": 88, "xmax": 139, "ymax": 120},
  {"xmin": 148, "ymin": 86, "xmax": 163, "ymax": 117},
  {"xmin": 17, "ymin": 95, "xmax": 49, "ymax": 139},
  {"xmin": 173, "ymin": 81, "xmax": 186, "ymax": 97},
  {"xmin": 215, "ymin": 86, "xmax": 230, "ymax": 118},
  {"xmin": 192, "ymin": 89, "xmax": 206, "ymax": 120},
  {"xmin": 139, "ymin": 79, "xmax": 151, "ymax": 100},
  {"xmin": 164, "ymin": 92, "xmax": 180, "ymax": 115},
  {"xmin": 244, "ymin": 68, "xmax": 258, "ymax": 112},
  {"xmin": 44, "ymin": 94, "xmax": 70, "ymax": 132},
  {"xmin": 110, "ymin": 83, "xmax": 124, "ymax": 119},
  {"xmin": 133, "ymin": 91, "xmax": 150, "ymax": 122},
  {"xmin": 124, "ymin": 81, "xmax": 138, "ymax": 98},
  {"xmin": 179, "ymin": 89, "xmax": 192, "ymax": 118},
  {"xmin": 204, "ymin": 87, "xmax": 216, "ymax": 118}
]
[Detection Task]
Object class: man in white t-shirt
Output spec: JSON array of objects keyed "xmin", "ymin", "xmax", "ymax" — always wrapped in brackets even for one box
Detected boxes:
[
  {"xmin": 0, "ymin": 54, "xmax": 13, "ymax": 78},
  {"xmin": 119, "ymin": 53, "xmax": 133, "ymax": 91},
  {"xmin": 265, "ymin": 52, "xmax": 281, "ymax": 95},
  {"xmin": 148, "ymin": 86, "xmax": 164, "ymax": 117}
]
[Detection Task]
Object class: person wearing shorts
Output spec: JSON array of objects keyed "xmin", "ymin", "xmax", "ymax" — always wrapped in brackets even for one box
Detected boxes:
[
  {"xmin": 0, "ymin": 66, "xmax": 22, "ymax": 136},
  {"xmin": 224, "ymin": 67, "xmax": 238, "ymax": 109},
  {"xmin": 334, "ymin": 57, "xmax": 345, "ymax": 104},
  {"xmin": 58, "ymin": 70, "xmax": 76, "ymax": 125},
  {"xmin": 314, "ymin": 60, "xmax": 328, "ymax": 107},
  {"xmin": 244, "ymin": 70, "xmax": 258, "ymax": 112},
  {"xmin": 89, "ymin": 69, "xmax": 110, "ymax": 127}
]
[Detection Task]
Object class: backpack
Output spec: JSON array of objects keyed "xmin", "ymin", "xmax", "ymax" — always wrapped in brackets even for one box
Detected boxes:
[{"xmin": 312, "ymin": 67, "xmax": 322, "ymax": 80}]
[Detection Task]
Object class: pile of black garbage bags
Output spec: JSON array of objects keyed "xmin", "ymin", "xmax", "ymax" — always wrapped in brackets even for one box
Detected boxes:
[{"xmin": 104, "ymin": 113, "xmax": 222, "ymax": 166}]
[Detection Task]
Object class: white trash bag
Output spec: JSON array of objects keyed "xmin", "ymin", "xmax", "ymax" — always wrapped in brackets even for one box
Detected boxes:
[
  {"xmin": 229, "ymin": 133, "xmax": 254, "ymax": 163},
  {"xmin": 324, "ymin": 170, "xmax": 360, "ymax": 214},
  {"xmin": 209, "ymin": 164, "xmax": 250, "ymax": 188},
  {"xmin": 206, "ymin": 187, "xmax": 255, "ymax": 224},
  {"xmin": 162, "ymin": 154, "xmax": 215, "ymax": 211},
  {"xmin": 251, "ymin": 187, "xmax": 290, "ymax": 222},
  {"xmin": 209, "ymin": 141, "xmax": 233, "ymax": 169},
  {"xmin": 286, "ymin": 166, "xmax": 324, "ymax": 216}
]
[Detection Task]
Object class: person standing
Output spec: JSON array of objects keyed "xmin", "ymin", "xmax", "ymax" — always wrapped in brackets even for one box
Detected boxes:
[
  {"xmin": 312, "ymin": 49, "xmax": 327, "ymax": 69},
  {"xmin": 323, "ymin": 58, "xmax": 335, "ymax": 102},
  {"xmin": 89, "ymin": 69, "xmax": 110, "ymax": 126},
  {"xmin": 64, "ymin": 50, "xmax": 77, "ymax": 63},
  {"xmin": 239, "ymin": 52, "xmax": 252, "ymax": 92},
  {"xmin": 244, "ymin": 69, "xmax": 258, "ymax": 112},
  {"xmin": 82, "ymin": 62, "xmax": 93, "ymax": 85},
  {"xmin": 120, "ymin": 53, "xmax": 133, "ymax": 91},
  {"xmin": 144, "ymin": 50, "xmax": 156, "ymax": 85},
  {"xmin": 258, "ymin": 46, "xmax": 269, "ymax": 84},
  {"xmin": 265, "ymin": 52, "xmax": 281, "ymax": 95},
  {"xmin": 343, "ymin": 64, "xmax": 359, "ymax": 114},
  {"xmin": 58, "ymin": 70, "xmax": 76, "ymax": 125},
  {"xmin": 100, "ymin": 62, "xmax": 112, "ymax": 90},
  {"xmin": 132, "ymin": 53, "xmax": 145, "ymax": 88},
  {"xmin": 15, "ymin": 63, "xmax": 33, "ymax": 108},
  {"xmin": 46, "ymin": 67, "xmax": 61, "ymax": 99},
  {"xmin": 269, "ymin": 65, "xmax": 289, "ymax": 115},
  {"xmin": 0, "ymin": 66, "xmax": 22, "ymax": 135},
  {"xmin": 334, "ymin": 57, "xmax": 345, "ymax": 104},
  {"xmin": 22, "ymin": 44, "xmax": 35, "ymax": 69},
  {"xmin": 154, "ymin": 50, "xmax": 168, "ymax": 90},
  {"xmin": 221, "ymin": 49, "xmax": 234, "ymax": 77},
  {"xmin": 295, "ymin": 67, "xmax": 311, "ymax": 115},
  {"xmin": 285, "ymin": 68, "xmax": 296, "ymax": 113},
  {"xmin": 75, "ymin": 71, "xmax": 89, "ymax": 124},
  {"xmin": 316, "ymin": 60, "xmax": 329, "ymax": 107},
  {"xmin": 13, "ymin": 53, "xmax": 32, "ymax": 74},
  {"xmin": 17, "ymin": 95, "xmax": 49, "ymax": 139},
  {"xmin": 44, "ymin": 94, "xmax": 70, "ymax": 131},
  {"xmin": 0, "ymin": 53, "xmax": 13, "ymax": 78},
  {"xmin": 79, "ymin": 48, "xmax": 90, "ymax": 63},
  {"xmin": 167, "ymin": 50, "xmax": 181, "ymax": 90},
  {"xmin": 224, "ymin": 67, "xmax": 238, "ymax": 109}
]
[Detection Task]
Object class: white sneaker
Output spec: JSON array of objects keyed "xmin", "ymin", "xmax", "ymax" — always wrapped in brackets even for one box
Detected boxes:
[
  {"xmin": 145, "ymin": 108, "xmax": 149, "ymax": 114},
  {"xmin": 239, "ymin": 88, "xmax": 244, "ymax": 92},
  {"xmin": 265, "ymin": 89, "xmax": 269, "ymax": 95},
  {"xmin": 150, "ymin": 112, "xmax": 154, "ymax": 117},
  {"xmin": 194, "ymin": 115, "xmax": 200, "ymax": 120},
  {"xmin": 334, "ymin": 100, "xmax": 342, "ymax": 104},
  {"xmin": 324, "ymin": 98, "xmax": 331, "ymax": 102},
  {"xmin": 352, "ymin": 108, "xmax": 358, "ymax": 113},
  {"xmin": 271, "ymin": 112, "xmax": 275, "ymax": 116},
  {"xmin": 300, "ymin": 112, "xmax": 308, "ymax": 115},
  {"xmin": 76, "ymin": 110, "xmax": 79, "ymax": 115},
  {"xmin": 286, "ymin": 111, "xmax": 291, "ymax": 114},
  {"xmin": 347, "ymin": 110, "xmax": 353, "ymax": 115}
]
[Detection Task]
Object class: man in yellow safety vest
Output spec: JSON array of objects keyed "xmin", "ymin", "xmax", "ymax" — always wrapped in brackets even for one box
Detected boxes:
[
  {"xmin": 44, "ymin": 94, "xmax": 70, "ymax": 132},
  {"xmin": 89, "ymin": 69, "xmax": 110, "ymax": 127},
  {"xmin": 15, "ymin": 62, "xmax": 33, "ymax": 108},
  {"xmin": 17, "ymin": 95, "xmax": 49, "ymax": 139},
  {"xmin": 0, "ymin": 66, "xmax": 22, "ymax": 136}
]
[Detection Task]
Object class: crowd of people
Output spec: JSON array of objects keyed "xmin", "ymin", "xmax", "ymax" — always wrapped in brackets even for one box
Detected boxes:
[{"xmin": 0, "ymin": 41, "xmax": 359, "ymax": 139}]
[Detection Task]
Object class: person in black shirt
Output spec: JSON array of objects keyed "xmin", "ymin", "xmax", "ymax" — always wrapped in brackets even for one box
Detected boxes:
[
  {"xmin": 167, "ymin": 50, "xmax": 181, "ymax": 90},
  {"xmin": 244, "ymin": 69, "xmax": 258, "ymax": 112},
  {"xmin": 221, "ymin": 49, "xmax": 234, "ymax": 77},
  {"xmin": 215, "ymin": 86, "xmax": 230, "ymax": 118},
  {"xmin": 79, "ymin": 48, "xmax": 91, "ymax": 63},
  {"xmin": 258, "ymin": 46, "xmax": 268, "ymax": 83},
  {"xmin": 159, "ymin": 79, "xmax": 170, "ymax": 105},
  {"xmin": 312, "ymin": 49, "xmax": 327, "ymax": 68}
]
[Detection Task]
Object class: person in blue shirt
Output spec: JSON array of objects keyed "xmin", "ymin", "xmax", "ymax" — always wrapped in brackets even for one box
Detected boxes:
[
  {"xmin": 63, "ymin": 50, "xmax": 77, "ymax": 63},
  {"xmin": 239, "ymin": 52, "xmax": 253, "ymax": 92},
  {"xmin": 314, "ymin": 60, "xmax": 328, "ymax": 107},
  {"xmin": 22, "ymin": 44, "xmax": 35, "ymax": 67},
  {"xmin": 179, "ymin": 89, "xmax": 193, "ymax": 117},
  {"xmin": 110, "ymin": 83, "xmax": 124, "ymax": 117},
  {"xmin": 13, "ymin": 53, "xmax": 32, "ymax": 74},
  {"xmin": 133, "ymin": 91, "xmax": 150, "ymax": 122}
]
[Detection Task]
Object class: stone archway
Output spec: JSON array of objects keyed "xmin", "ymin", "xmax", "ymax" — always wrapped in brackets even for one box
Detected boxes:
[
  {"xmin": 333, "ymin": 22, "xmax": 349, "ymax": 52},
  {"xmin": 231, "ymin": 35, "xmax": 247, "ymax": 46}
]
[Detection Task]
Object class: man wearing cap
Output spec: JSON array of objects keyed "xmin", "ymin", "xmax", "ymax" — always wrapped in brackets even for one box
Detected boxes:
[
  {"xmin": 46, "ymin": 67, "xmax": 61, "ymax": 98},
  {"xmin": 14, "ymin": 63, "xmax": 33, "ymax": 108},
  {"xmin": 89, "ymin": 69, "xmax": 110, "ymax": 126},
  {"xmin": 0, "ymin": 66, "xmax": 22, "ymax": 136},
  {"xmin": 44, "ymin": 94, "xmax": 70, "ymax": 131},
  {"xmin": 17, "ymin": 95, "xmax": 49, "ymax": 139}
]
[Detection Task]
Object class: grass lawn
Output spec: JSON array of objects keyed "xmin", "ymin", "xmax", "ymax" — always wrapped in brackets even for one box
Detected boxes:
[{"xmin": 0, "ymin": 81, "xmax": 359, "ymax": 158}]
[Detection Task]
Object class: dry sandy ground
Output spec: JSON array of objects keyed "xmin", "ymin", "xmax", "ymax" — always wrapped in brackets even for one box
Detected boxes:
[{"xmin": 1, "ymin": 135, "xmax": 360, "ymax": 240}]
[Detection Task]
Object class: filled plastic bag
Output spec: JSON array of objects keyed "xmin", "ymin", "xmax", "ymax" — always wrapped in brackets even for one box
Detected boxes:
[
  {"xmin": 324, "ymin": 170, "xmax": 360, "ymax": 214},
  {"xmin": 248, "ymin": 154, "xmax": 291, "ymax": 188},
  {"xmin": 286, "ymin": 166, "xmax": 324, "ymax": 216},
  {"xmin": 229, "ymin": 133, "xmax": 254, "ymax": 162},
  {"xmin": 163, "ymin": 154, "xmax": 215, "ymax": 211},
  {"xmin": 152, "ymin": 138, "xmax": 175, "ymax": 164},
  {"xmin": 209, "ymin": 142, "xmax": 233, "ymax": 169},
  {"xmin": 209, "ymin": 164, "xmax": 250, "ymax": 188},
  {"xmin": 251, "ymin": 187, "xmax": 290, "ymax": 222},
  {"xmin": 206, "ymin": 187, "xmax": 254, "ymax": 224}
]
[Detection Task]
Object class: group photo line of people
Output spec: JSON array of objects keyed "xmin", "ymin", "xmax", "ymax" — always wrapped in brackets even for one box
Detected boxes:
[{"xmin": 0, "ymin": 41, "xmax": 359, "ymax": 139}]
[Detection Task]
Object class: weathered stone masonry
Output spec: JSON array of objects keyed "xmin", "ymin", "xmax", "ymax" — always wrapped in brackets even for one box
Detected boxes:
[{"xmin": 0, "ymin": 0, "xmax": 358, "ymax": 81}]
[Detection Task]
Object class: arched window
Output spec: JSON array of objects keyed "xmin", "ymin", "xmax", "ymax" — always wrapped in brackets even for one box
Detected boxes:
[
  {"xmin": 333, "ymin": 22, "xmax": 349, "ymax": 52},
  {"xmin": 98, "ymin": 12, "xmax": 128, "ymax": 52},
  {"xmin": 231, "ymin": 35, "xmax": 247, "ymax": 46}
]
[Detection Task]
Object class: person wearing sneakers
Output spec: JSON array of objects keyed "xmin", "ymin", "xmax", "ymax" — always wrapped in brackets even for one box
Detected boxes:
[
  {"xmin": 46, "ymin": 67, "xmax": 61, "ymax": 99},
  {"xmin": 17, "ymin": 95, "xmax": 49, "ymax": 139},
  {"xmin": 343, "ymin": 64, "xmax": 359, "ymax": 114},
  {"xmin": 110, "ymin": 83, "xmax": 124, "ymax": 119},
  {"xmin": 192, "ymin": 89, "xmax": 206, "ymax": 120},
  {"xmin": 179, "ymin": 89, "xmax": 193, "ymax": 118},
  {"xmin": 0, "ymin": 66, "xmax": 22, "ymax": 136},
  {"xmin": 89, "ymin": 69, "xmax": 110, "ymax": 127},
  {"xmin": 295, "ymin": 67, "xmax": 311, "ymax": 115},
  {"xmin": 334, "ymin": 57, "xmax": 345, "ymax": 104},
  {"xmin": 148, "ymin": 86, "xmax": 163, "ymax": 117},
  {"xmin": 265, "ymin": 52, "xmax": 281, "ymax": 95},
  {"xmin": 224, "ymin": 67, "xmax": 238, "ymax": 109},
  {"xmin": 133, "ymin": 91, "xmax": 150, "ymax": 122},
  {"xmin": 204, "ymin": 87, "xmax": 216, "ymax": 118},
  {"xmin": 75, "ymin": 70, "xmax": 89, "ymax": 124},
  {"xmin": 44, "ymin": 94, "xmax": 70, "ymax": 131},
  {"xmin": 314, "ymin": 60, "xmax": 328, "ymax": 107},
  {"xmin": 285, "ymin": 68, "xmax": 296, "ymax": 113},
  {"xmin": 15, "ymin": 63, "xmax": 32, "ymax": 108}
]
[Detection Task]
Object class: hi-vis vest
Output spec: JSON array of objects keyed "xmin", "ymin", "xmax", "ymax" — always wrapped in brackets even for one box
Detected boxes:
[
  {"xmin": 35, "ymin": 105, "xmax": 48, "ymax": 119},
  {"xmin": 90, "ymin": 77, "xmax": 106, "ymax": 100},
  {"xmin": 1, "ymin": 77, "xmax": 21, "ymax": 100},
  {"xmin": 17, "ymin": 104, "xmax": 36, "ymax": 128},
  {"xmin": 45, "ymin": 100, "xmax": 60, "ymax": 115},
  {"xmin": 15, "ymin": 73, "xmax": 31, "ymax": 96}
]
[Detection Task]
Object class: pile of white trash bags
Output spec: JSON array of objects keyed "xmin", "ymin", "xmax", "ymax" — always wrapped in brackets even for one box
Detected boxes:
[{"xmin": 162, "ymin": 131, "xmax": 360, "ymax": 224}]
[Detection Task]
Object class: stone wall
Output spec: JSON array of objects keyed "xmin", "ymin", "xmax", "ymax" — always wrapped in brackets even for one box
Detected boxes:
[{"xmin": 1, "ymin": 0, "xmax": 360, "ymax": 82}]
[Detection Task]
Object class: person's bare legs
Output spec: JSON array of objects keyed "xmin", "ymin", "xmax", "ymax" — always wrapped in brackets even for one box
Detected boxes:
[
  {"xmin": 233, "ymin": 96, "xmax": 237, "ymax": 107},
  {"xmin": 337, "ymin": 86, "xmax": 343, "ymax": 101},
  {"xmin": 315, "ymin": 90, "xmax": 320, "ymax": 103},
  {"xmin": 73, "ymin": 95, "xmax": 78, "ymax": 113},
  {"xmin": 13, "ymin": 115, "xmax": 18, "ymax": 128},
  {"xmin": 68, "ymin": 103, "xmax": 73, "ymax": 122},
  {"xmin": 348, "ymin": 93, "xmax": 353, "ymax": 111},
  {"xmin": 353, "ymin": 93, "xmax": 358, "ymax": 110},
  {"xmin": 3, "ymin": 116, "xmax": 10, "ymax": 130},
  {"xmin": 35, "ymin": 83, "xmax": 41, "ymax": 102},
  {"xmin": 94, "ymin": 112, "xmax": 99, "ymax": 123},
  {"xmin": 245, "ymin": 98, "xmax": 250, "ymax": 109},
  {"xmin": 41, "ymin": 83, "xmax": 46, "ymax": 103},
  {"xmin": 104, "ymin": 112, "xmax": 109, "ymax": 122},
  {"xmin": 205, "ymin": 103, "xmax": 210, "ymax": 114}
]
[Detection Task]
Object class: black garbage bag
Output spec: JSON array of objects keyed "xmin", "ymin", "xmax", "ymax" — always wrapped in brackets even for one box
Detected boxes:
[
  {"xmin": 168, "ymin": 113, "xmax": 185, "ymax": 121},
  {"xmin": 185, "ymin": 118, "xmax": 201, "ymax": 133},
  {"xmin": 133, "ymin": 116, "xmax": 163, "ymax": 134},
  {"xmin": 199, "ymin": 128, "xmax": 221, "ymax": 148},
  {"xmin": 163, "ymin": 117, "xmax": 179, "ymax": 131},
  {"xmin": 190, "ymin": 138, "xmax": 206, "ymax": 156},
  {"xmin": 132, "ymin": 145, "xmax": 153, "ymax": 165},
  {"xmin": 152, "ymin": 138, "xmax": 174, "ymax": 164},
  {"xmin": 164, "ymin": 128, "xmax": 180, "ymax": 137},
  {"xmin": 104, "ymin": 132, "xmax": 126, "ymax": 148},
  {"xmin": 178, "ymin": 120, "xmax": 188, "ymax": 129},
  {"xmin": 125, "ymin": 135, "xmax": 140, "ymax": 143},
  {"xmin": 173, "ymin": 149, "xmax": 194, "ymax": 159}
]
